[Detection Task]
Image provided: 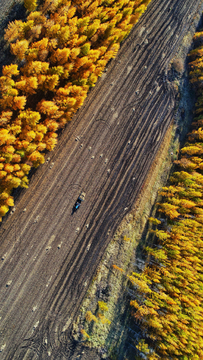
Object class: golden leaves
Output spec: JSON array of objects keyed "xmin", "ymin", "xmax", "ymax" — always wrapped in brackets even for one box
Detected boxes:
[
  {"xmin": 98, "ymin": 301, "xmax": 108, "ymax": 312},
  {"xmin": 4, "ymin": 20, "xmax": 24, "ymax": 43},
  {"xmin": 2, "ymin": 64, "xmax": 19, "ymax": 78},
  {"xmin": 10, "ymin": 40, "xmax": 29, "ymax": 61},
  {"xmin": 24, "ymin": 0, "xmax": 38, "ymax": 12},
  {"xmin": 85, "ymin": 311, "xmax": 98, "ymax": 323},
  {"xmin": 13, "ymin": 96, "xmax": 27, "ymax": 111},
  {"xmin": 37, "ymin": 100, "xmax": 59, "ymax": 115},
  {"xmin": 51, "ymin": 48, "xmax": 71, "ymax": 64}
]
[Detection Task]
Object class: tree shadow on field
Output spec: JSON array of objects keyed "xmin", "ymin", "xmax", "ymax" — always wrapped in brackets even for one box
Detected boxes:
[{"xmin": 0, "ymin": 1, "xmax": 27, "ymax": 72}]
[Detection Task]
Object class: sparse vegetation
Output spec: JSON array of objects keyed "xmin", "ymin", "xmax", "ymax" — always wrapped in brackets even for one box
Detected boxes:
[{"xmin": 80, "ymin": 301, "xmax": 111, "ymax": 343}]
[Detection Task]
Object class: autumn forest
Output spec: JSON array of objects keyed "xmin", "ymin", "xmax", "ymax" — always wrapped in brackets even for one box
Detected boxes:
[{"xmin": 0, "ymin": 1, "xmax": 203, "ymax": 360}]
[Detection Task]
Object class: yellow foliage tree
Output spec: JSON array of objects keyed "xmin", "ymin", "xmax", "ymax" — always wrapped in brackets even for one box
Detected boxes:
[
  {"xmin": 10, "ymin": 40, "xmax": 29, "ymax": 60},
  {"xmin": 24, "ymin": 0, "xmax": 38, "ymax": 12}
]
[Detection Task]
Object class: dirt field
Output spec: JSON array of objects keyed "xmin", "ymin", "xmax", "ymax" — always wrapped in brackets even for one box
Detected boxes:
[{"xmin": 0, "ymin": 0, "xmax": 202, "ymax": 359}]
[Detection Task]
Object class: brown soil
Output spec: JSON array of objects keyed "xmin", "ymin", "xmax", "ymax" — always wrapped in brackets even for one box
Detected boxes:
[
  {"xmin": 71, "ymin": 127, "xmax": 183, "ymax": 360},
  {"xmin": 0, "ymin": 0, "xmax": 203, "ymax": 359}
]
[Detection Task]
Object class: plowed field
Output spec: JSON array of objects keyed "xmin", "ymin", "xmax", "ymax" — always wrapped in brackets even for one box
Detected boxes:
[{"xmin": 0, "ymin": 0, "xmax": 202, "ymax": 359}]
